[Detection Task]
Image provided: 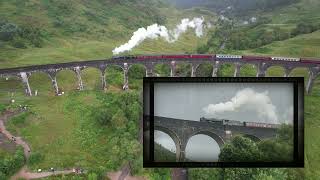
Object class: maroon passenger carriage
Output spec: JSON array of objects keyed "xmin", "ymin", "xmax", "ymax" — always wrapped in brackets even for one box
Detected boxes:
[{"xmin": 112, "ymin": 54, "xmax": 320, "ymax": 66}]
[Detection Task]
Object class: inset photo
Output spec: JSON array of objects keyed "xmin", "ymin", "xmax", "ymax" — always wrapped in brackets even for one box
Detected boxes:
[{"xmin": 143, "ymin": 77, "xmax": 304, "ymax": 167}]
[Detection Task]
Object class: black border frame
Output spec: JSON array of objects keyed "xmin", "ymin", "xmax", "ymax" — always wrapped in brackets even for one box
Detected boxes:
[{"xmin": 143, "ymin": 77, "xmax": 304, "ymax": 168}]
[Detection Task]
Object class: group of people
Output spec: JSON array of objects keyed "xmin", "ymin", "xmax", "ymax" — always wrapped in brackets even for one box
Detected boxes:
[
  {"xmin": 11, "ymin": 136, "xmax": 16, "ymax": 142},
  {"xmin": 73, "ymin": 168, "xmax": 84, "ymax": 174},
  {"xmin": 37, "ymin": 167, "xmax": 55, "ymax": 173},
  {"xmin": 19, "ymin": 105, "xmax": 28, "ymax": 111}
]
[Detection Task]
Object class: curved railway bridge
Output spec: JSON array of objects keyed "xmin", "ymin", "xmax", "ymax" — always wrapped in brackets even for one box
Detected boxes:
[
  {"xmin": 0, "ymin": 54, "xmax": 319, "ymax": 96},
  {"xmin": 154, "ymin": 116, "xmax": 279, "ymax": 162}
]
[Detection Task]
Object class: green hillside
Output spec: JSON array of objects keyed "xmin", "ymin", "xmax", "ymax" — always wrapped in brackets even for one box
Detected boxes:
[
  {"xmin": 199, "ymin": 0, "xmax": 320, "ymax": 56},
  {"xmin": 244, "ymin": 30, "xmax": 320, "ymax": 58},
  {"xmin": 0, "ymin": 0, "xmax": 215, "ymax": 68},
  {"xmin": 154, "ymin": 143, "xmax": 177, "ymax": 162}
]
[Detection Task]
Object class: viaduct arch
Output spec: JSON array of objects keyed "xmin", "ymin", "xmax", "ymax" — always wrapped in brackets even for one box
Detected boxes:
[
  {"xmin": 154, "ymin": 116, "xmax": 277, "ymax": 162},
  {"xmin": 0, "ymin": 55, "xmax": 319, "ymax": 96}
]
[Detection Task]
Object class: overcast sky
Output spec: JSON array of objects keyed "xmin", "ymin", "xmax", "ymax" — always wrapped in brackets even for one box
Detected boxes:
[{"xmin": 154, "ymin": 82, "xmax": 293, "ymax": 161}]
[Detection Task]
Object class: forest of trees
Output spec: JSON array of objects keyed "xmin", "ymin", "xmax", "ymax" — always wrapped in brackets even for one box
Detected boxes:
[
  {"xmin": 219, "ymin": 124, "xmax": 293, "ymax": 162},
  {"xmin": 170, "ymin": 0, "xmax": 299, "ymax": 13},
  {"xmin": 189, "ymin": 124, "xmax": 303, "ymax": 180}
]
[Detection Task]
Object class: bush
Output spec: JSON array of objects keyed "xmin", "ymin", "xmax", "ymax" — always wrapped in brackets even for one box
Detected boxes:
[
  {"xmin": 28, "ymin": 151, "xmax": 44, "ymax": 166},
  {"xmin": 11, "ymin": 37, "xmax": 27, "ymax": 48},
  {"xmin": 128, "ymin": 65, "xmax": 145, "ymax": 79},
  {"xmin": 0, "ymin": 22, "xmax": 20, "ymax": 41},
  {"xmin": 53, "ymin": 16, "xmax": 64, "ymax": 27},
  {"xmin": 0, "ymin": 147, "xmax": 25, "ymax": 178},
  {"xmin": 0, "ymin": 104, "xmax": 6, "ymax": 113},
  {"xmin": 92, "ymin": 108, "xmax": 113, "ymax": 126},
  {"xmin": 87, "ymin": 173, "xmax": 98, "ymax": 180},
  {"xmin": 11, "ymin": 112, "xmax": 29, "ymax": 126},
  {"xmin": 19, "ymin": 25, "xmax": 44, "ymax": 48},
  {"xmin": 291, "ymin": 22, "xmax": 320, "ymax": 36},
  {"xmin": 197, "ymin": 44, "xmax": 209, "ymax": 54}
]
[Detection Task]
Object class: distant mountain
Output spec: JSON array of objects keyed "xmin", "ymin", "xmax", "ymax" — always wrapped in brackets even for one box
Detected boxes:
[{"xmin": 167, "ymin": 0, "xmax": 299, "ymax": 15}]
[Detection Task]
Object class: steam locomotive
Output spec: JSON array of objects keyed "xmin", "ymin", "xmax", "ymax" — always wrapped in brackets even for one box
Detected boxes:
[
  {"xmin": 112, "ymin": 54, "xmax": 303, "ymax": 62},
  {"xmin": 199, "ymin": 117, "xmax": 279, "ymax": 129}
]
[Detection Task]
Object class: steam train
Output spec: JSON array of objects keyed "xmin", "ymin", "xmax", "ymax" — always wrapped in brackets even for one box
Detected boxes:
[
  {"xmin": 199, "ymin": 117, "xmax": 279, "ymax": 129},
  {"xmin": 112, "ymin": 54, "xmax": 304, "ymax": 62}
]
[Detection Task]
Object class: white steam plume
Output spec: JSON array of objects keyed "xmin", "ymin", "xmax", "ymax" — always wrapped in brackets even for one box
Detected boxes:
[
  {"xmin": 112, "ymin": 17, "xmax": 205, "ymax": 55},
  {"xmin": 202, "ymin": 88, "xmax": 278, "ymax": 124},
  {"xmin": 170, "ymin": 17, "xmax": 205, "ymax": 41},
  {"xmin": 282, "ymin": 106, "xmax": 293, "ymax": 124}
]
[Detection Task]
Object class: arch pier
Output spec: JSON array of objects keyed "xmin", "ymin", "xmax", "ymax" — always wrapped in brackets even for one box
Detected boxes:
[
  {"xmin": 73, "ymin": 66, "xmax": 84, "ymax": 90},
  {"xmin": 145, "ymin": 64, "xmax": 154, "ymax": 77},
  {"xmin": 306, "ymin": 67, "xmax": 320, "ymax": 94},
  {"xmin": 20, "ymin": 72, "xmax": 32, "ymax": 96},
  {"xmin": 170, "ymin": 61, "xmax": 176, "ymax": 77},
  {"xmin": 233, "ymin": 62, "xmax": 242, "ymax": 77}
]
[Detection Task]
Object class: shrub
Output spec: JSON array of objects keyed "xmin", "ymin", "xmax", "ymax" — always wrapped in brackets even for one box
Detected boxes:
[
  {"xmin": 53, "ymin": 16, "xmax": 64, "ymax": 27},
  {"xmin": 93, "ymin": 108, "xmax": 113, "ymax": 126},
  {"xmin": 0, "ymin": 104, "xmax": 6, "ymax": 113},
  {"xmin": 28, "ymin": 152, "xmax": 44, "ymax": 166},
  {"xmin": 0, "ymin": 147, "xmax": 25, "ymax": 178},
  {"xmin": 0, "ymin": 22, "xmax": 20, "ymax": 41},
  {"xmin": 11, "ymin": 112, "xmax": 28, "ymax": 125},
  {"xmin": 128, "ymin": 65, "xmax": 145, "ymax": 79},
  {"xmin": 87, "ymin": 173, "xmax": 98, "ymax": 180},
  {"xmin": 19, "ymin": 25, "xmax": 44, "ymax": 48},
  {"xmin": 11, "ymin": 36, "xmax": 27, "ymax": 48}
]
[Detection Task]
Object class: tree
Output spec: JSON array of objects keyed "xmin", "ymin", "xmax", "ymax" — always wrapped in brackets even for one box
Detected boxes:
[
  {"xmin": 197, "ymin": 44, "xmax": 209, "ymax": 54},
  {"xmin": 111, "ymin": 109, "xmax": 128, "ymax": 129},
  {"xmin": 0, "ymin": 22, "xmax": 20, "ymax": 41},
  {"xmin": 93, "ymin": 108, "xmax": 113, "ymax": 126},
  {"xmin": 258, "ymin": 139, "xmax": 293, "ymax": 162},
  {"xmin": 259, "ymin": 124, "xmax": 293, "ymax": 161},
  {"xmin": 219, "ymin": 136, "xmax": 261, "ymax": 162}
]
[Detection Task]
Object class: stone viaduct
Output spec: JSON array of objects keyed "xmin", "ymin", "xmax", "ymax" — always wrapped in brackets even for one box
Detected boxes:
[
  {"xmin": 154, "ymin": 116, "xmax": 279, "ymax": 162},
  {"xmin": 0, "ymin": 55, "xmax": 319, "ymax": 96}
]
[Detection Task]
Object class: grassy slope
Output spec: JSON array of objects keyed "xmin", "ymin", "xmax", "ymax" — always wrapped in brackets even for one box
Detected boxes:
[
  {"xmin": 243, "ymin": 30, "xmax": 320, "ymax": 58},
  {"xmin": 0, "ymin": 0, "xmax": 215, "ymax": 68}
]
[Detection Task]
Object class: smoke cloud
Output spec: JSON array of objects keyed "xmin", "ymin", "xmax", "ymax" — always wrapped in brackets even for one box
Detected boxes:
[
  {"xmin": 282, "ymin": 106, "xmax": 293, "ymax": 124},
  {"xmin": 112, "ymin": 17, "xmax": 206, "ymax": 55},
  {"xmin": 202, "ymin": 88, "xmax": 279, "ymax": 124}
]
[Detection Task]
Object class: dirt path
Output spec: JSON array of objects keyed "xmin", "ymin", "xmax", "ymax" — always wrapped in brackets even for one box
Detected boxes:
[
  {"xmin": 0, "ymin": 110, "xmax": 31, "ymax": 159},
  {"xmin": 11, "ymin": 167, "xmax": 74, "ymax": 180},
  {"xmin": 0, "ymin": 110, "xmax": 76, "ymax": 180},
  {"xmin": 1, "ymin": 110, "xmax": 146, "ymax": 180},
  {"xmin": 107, "ymin": 171, "xmax": 146, "ymax": 180}
]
